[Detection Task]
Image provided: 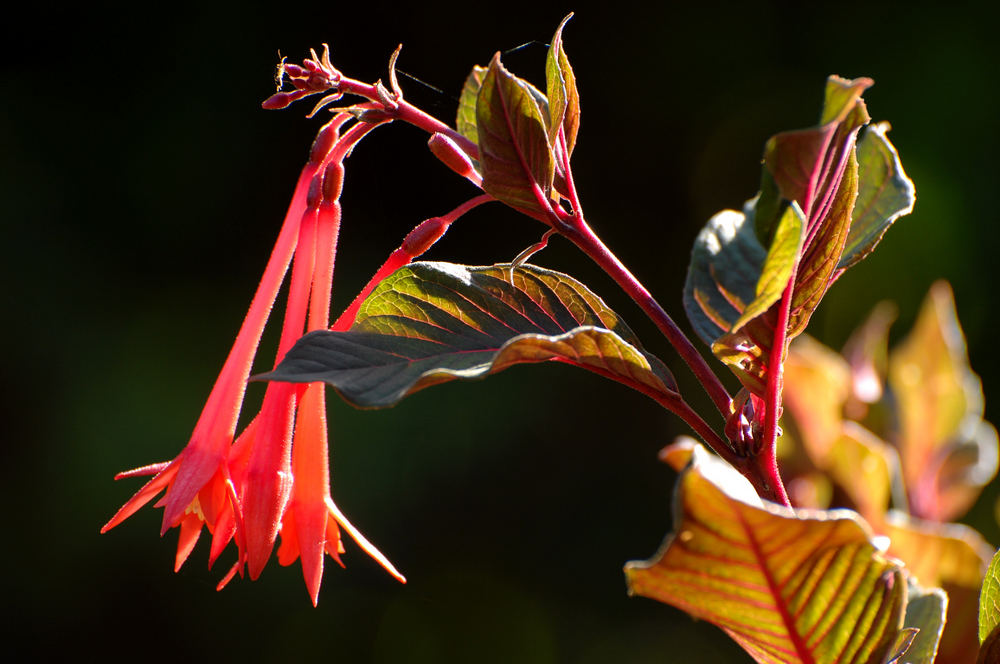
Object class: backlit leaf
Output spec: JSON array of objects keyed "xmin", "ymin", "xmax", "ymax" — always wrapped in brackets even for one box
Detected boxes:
[
  {"xmin": 685, "ymin": 77, "xmax": 881, "ymax": 397},
  {"xmin": 885, "ymin": 510, "xmax": 992, "ymax": 663},
  {"xmin": 763, "ymin": 76, "xmax": 871, "ymax": 223},
  {"xmin": 979, "ymin": 547, "xmax": 1000, "ymax": 645},
  {"xmin": 456, "ymin": 65, "xmax": 488, "ymax": 146},
  {"xmin": 896, "ymin": 581, "xmax": 947, "ymax": 664},
  {"xmin": 684, "ymin": 202, "xmax": 765, "ymax": 346},
  {"xmin": 476, "ymin": 54, "xmax": 555, "ymax": 215},
  {"xmin": 888, "ymin": 282, "xmax": 998, "ymax": 522},
  {"xmin": 545, "ymin": 13, "xmax": 580, "ymax": 156},
  {"xmin": 626, "ymin": 442, "xmax": 910, "ymax": 664},
  {"xmin": 262, "ymin": 263, "xmax": 677, "ymax": 408},
  {"xmin": 839, "ymin": 123, "xmax": 916, "ymax": 272},
  {"xmin": 826, "ymin": 423, "xmax": 895, "ymax": 528},
  {"xmin": 732, "ymin": 203, "xmax": 805, "ymax": 332}
]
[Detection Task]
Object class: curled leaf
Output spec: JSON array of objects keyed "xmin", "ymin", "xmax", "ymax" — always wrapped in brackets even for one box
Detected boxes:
[
  {"xmin": 627, "ymin": 442, "xmax": 911, "ymax": 664},
  {"xmin": 839, "ymin": 122, "xmax": 916, "ymax": 273}
]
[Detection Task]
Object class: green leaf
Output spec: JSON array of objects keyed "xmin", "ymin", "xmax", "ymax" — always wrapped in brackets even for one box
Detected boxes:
[
  {"xmin": 545, "ymin": 13, "xmax": 580, "ymax": 156},
  {"xmin": 261, "ymin": 262, "xmax": 677, "ymax": 408},
  {"xmin": 683, "ymin": 202, "xmax": 765, "ymax": 346},
  {"xmin": 690, "ymin": 202, "xmax": 804, "ymax": 394},
  {"xmin": 476, "ymin": 54, "xmax": 555, "ymax": 215},
  {"xmin": 885, "ymin": 511, "xmax": 993, "ymax": 663},
  {"xmin": 627, "ymin": 441, "xmax": 911, "ymax": 664},
  {"xmin": 897, "ymin": 582, "xmax": 947, "ymax": 664},
  {"xmin": 838, "ymin": 123, "xmax": 916, "ymax": 272},
  {"xmin": 982, "ymin": 548, "xmax": 1000, "ymax": 644},
  {"xmin": 456, "ymin": 65, "xmax": 488, "ymax": 147},
  {"xmin": 732, "ymin": 203, "xmax": 805, "ymax": 332},
  {"xmin": 709, "ymin": 202, "xmax": 805, "ymax": 393},
  {"xmin": 685, "ymin": 76, "xmax": 878, "ymax": 397},
  {"xmin": 888, "ymin": 281, "xmax": 999, "ymax": 522}
]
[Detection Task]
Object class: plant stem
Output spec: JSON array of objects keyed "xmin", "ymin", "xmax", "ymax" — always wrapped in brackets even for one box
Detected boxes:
[
  {"xmin": 757, "ymin": 272, "xmax": 795, "ymax": 507},
  {"xmin": 559, "ymin": 217, "xmax": 733, "ymax": 419},
  {"xmin": 337, "ymin": 77, "xmax": 480, "ymax": 160}
]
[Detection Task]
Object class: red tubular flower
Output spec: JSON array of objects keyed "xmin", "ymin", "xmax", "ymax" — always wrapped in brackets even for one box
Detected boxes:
[{"xmin": 102, "ymin": 114, "xmax": 405, "ymax": 603}]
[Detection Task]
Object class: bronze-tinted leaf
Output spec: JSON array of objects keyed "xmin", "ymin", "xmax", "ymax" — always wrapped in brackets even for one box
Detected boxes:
[
  {"xmin": 262, "ymin": 263, "xmax": 677, "ymax": 408},
  {"xmin": 888, "ymin": 282, "xmax": 998, "ymax": 522},
  {"xmin": 476, "ymin": 54, "xmax": 555, "ymax": 215},
  {"xmin": 885, "ymin": 510, "xmax": 992, "ymax": 663},
  {"xmin": 627, "ymin": 442, "xmax": 910, "ymax": 664}
]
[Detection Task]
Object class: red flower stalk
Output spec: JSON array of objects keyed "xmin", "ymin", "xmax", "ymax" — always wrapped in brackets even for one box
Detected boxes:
[{"xmin": 102, "ymin": 113, "xmax": 408, "ymax": 605}]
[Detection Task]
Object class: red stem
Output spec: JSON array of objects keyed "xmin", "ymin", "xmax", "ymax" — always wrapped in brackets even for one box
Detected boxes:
[
  {"xmin": 559, "ymin": 218, "xmax": 733, "ymax": 419},
  {"xmin": 337, "ymin": 77, "xmax": 479, "ymax": 161},
  {"xmin": 757, "ymin": 270, "xmax": 795, "ymax": 507}
]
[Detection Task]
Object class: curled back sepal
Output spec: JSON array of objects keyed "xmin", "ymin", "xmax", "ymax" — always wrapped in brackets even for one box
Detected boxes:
[
  {"xmin": 259, "ymin": 262, "xmax": 679, "ymax": 409},
  {"xmin": 626, "ymin": 439, "xmax": 944, "ymax": 664},
  {"xmin": 683, "ymin": 76, "xmax": 915, "ymax": 397}
]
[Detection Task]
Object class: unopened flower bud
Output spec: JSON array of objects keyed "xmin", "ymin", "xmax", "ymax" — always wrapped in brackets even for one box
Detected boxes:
[
  {"xmin": 322, "ymin": 162, "xmax": 345, "ymax": 201},
  {"xmin": 262, "ymin": 92, "xmax": 294, "ymax": 110},
  {"xmin": 309, "ymin": 123, "xmax": 339, "ymax": 165},
  {"xmin": 428, "ymin": 133, "xmax": 476, "ymax": 179},
  {"xmin": 402, "ymin": 217, "xmax": 449, "ymax": 257}
]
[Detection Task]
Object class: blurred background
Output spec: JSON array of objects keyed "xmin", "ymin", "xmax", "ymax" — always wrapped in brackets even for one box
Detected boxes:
[{"xmin": 3, "ymin": 1, "xmax": 998, "ymax": 661}]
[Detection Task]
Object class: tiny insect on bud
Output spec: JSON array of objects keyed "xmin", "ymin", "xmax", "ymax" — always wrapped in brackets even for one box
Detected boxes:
[{"xmin": 428, "ymin": 133, "xmax": 476, "ymax": 179}]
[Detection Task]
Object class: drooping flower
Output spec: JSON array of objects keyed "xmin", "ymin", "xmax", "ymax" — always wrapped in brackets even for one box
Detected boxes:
[{"xmin": 103, "ymin": 112, "xmax": 405, "ymax": 603}]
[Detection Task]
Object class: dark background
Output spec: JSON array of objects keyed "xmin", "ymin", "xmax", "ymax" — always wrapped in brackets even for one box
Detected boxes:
[{"xmin": 4, "ymin": 1, "xmax": 998, "ymax": 661}]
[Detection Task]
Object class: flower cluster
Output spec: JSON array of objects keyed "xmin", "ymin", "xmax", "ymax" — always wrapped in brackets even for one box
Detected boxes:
[{"xmin": 102, "ymin": 112, "xmax": 405, "ymax": 605}]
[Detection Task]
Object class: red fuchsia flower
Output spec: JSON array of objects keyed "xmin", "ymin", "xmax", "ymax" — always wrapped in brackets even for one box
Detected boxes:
[
  {"xmin": 102, "ymin": 112, "xmax": 405, "ymax": 605},
  {"xmin": 105, "ymin": 43, "xmax": 490, "ymax": 605}
]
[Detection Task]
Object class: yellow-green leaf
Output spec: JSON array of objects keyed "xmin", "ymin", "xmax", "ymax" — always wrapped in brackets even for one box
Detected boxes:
[
  {"xmin": 980, "ymin": 547, "xmax": 1000, "ymax": 645},
  {"xmin": 545, "ymin": 13, "xmax": 580, "ymax": 156},
  {"xmin": 626, "ymin": 442, "xmax": 910, "ymax": 664},
  {"xmin": 732, "ymin": 203, "xmax": 806, "ymax": 332},
  {"xmin": 886, "ymin": 510, "xmax": 993, "ymax": 663},
  {"xmin": 456, "ymin": 64, "xmax": 488, "ymax": 146},
  {"xmin": 262, "ymin": 262, "xmax": 677, "ymax": 408}
]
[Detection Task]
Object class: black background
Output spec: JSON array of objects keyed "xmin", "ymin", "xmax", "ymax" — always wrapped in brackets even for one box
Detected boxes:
[{"xmin": 4, "ymin": 2, "xmax": 998, "ymax": 661}]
